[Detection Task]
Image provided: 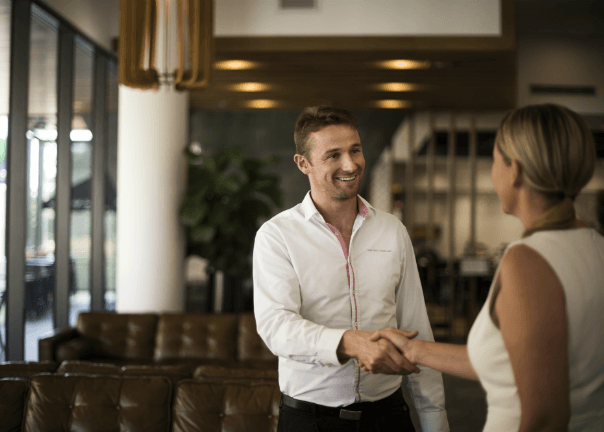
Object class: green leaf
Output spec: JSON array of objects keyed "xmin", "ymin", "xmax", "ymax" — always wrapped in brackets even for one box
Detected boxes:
[
  {"xmin": 180, "ymin": 201, "xmax": 209, "ymax": 226},
  {"xmin": 190, "ymin": 226, "xmax": 216, "ymax": 244}
]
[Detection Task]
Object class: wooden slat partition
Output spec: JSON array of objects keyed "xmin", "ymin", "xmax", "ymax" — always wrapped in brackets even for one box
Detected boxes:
[
  {"xmin": 405, "ymin": 113, "xmax": 415, "ymax": 231},
  {"xmin": 446, "ymin": 113, "xmax": 457, "ymax": 332},
  {"xmin": 469, "ymin": 115, "xmax": 478, "ymax": 250},
  {"xmin": 468, "ymin": 114, "xmax": 478, "ymax": 320},
  {"xmin": 427, "ymin": 112, "xmax": 436, "ymax": 248}
]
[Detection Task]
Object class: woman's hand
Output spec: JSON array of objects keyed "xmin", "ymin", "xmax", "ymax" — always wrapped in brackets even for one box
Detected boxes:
[{"xmin": 358, "ymin": 328, "xmax": 420, "ymax": 373}]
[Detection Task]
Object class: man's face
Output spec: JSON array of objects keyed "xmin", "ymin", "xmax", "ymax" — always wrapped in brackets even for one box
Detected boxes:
[{"xmin": 296, "ymin": 124, "xmax": 365, "ymax": 202}]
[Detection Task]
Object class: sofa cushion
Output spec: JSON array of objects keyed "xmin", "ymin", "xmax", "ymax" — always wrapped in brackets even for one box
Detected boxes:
[
  {"xmin": 0, "ymin": 378, "xmax": 29, "ymax": 432},
  {"xmin": 238, "ymin": 313, "xmax": 278, "ymax": 363},
  {"xmin": 76, "ymin": 312, "xmax": 158, "ymax": 361},
  {"xmin": 0, "ymin": 361, "xmax": 59, "ymax": 378},
  {"xmin": 55, "ymin": 337, "xmax": 96, "ymax": 362},
  {"xmin": 121, "ymin": 364, "xmax": 193, "ymax": 385},
  {"xmin": 56, "ymin": 360, "xmax": 122, "ymax": 375},
  {"xmin": 154, "ymin": 313, "xmax": 238, "ymax": 362},
  {"xmin": 172, "ymin": 380, "xmax": 280, "ymax": 432},
  {"xmin": 193, "ymin": 365, "xmax": 278, "ymax": 383},
  {"xmin": 23, "ymin": 374, "xmax": 172, "ymax": 432}
]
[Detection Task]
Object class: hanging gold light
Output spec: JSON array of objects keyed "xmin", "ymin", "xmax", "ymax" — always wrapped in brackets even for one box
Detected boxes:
[{"xmin": 119, "ymin": 0, "xmax": 214, "ymax": 91}]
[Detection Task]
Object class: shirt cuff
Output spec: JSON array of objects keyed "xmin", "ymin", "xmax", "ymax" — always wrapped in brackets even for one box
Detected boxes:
[
  {"xmin": 419, "ymin": 409, "xmax": 450, "ymax": 432},
  {"xmin": 317, "ymin": 327, "xmax": 348, "ymax": 367}
]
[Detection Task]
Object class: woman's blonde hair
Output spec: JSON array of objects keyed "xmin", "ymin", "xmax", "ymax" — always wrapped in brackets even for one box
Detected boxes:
[{"xmin": 490, "ymin": 104, "xmax": 596, "ymax": 326}]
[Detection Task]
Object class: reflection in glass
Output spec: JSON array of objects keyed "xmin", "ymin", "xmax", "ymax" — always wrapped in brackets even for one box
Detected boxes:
[
  {"xmin": 0, "ymin": 0, "xmax": 11, "ymax": 361},
  {"xmin": 25, "ymin": 4, "xmax": 58, "ymax": 361},
  {"xmin": 69, "ymin": 36, "xmax": 94, "ymax": 326},
  {"xmin": 105, "ymin": 60, "xmax": 118, "ymax": 311}
]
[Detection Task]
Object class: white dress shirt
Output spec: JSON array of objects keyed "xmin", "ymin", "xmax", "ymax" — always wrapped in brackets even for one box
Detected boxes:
[{"xmin": 253, "ymin": 193, "xmax": 449, "ymax": 431}]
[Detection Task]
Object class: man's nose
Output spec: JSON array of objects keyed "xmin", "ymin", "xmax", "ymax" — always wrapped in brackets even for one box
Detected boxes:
[{"xmin": 341, "ymin": 154, "xmax": 356, "ymax": 172}]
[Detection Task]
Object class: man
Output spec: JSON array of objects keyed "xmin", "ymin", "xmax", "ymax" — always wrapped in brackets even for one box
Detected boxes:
[{"xmin": 253, "ymin": 106, "xmax": 449, "ymax": 431}]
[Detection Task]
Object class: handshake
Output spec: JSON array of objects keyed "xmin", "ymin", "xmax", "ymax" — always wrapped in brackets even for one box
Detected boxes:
[{"xmin": 337, "ymin": 327, "xmax": 422, "ymax": 376}]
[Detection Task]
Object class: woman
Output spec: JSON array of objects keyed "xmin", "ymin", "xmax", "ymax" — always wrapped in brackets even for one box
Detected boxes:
[{"xmin": 368, "ymin": 104, "xmax": 604, "ymax": 431}]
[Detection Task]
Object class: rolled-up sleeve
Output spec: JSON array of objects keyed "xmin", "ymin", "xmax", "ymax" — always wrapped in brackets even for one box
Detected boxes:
[
  {"xmin": 396, "ymin": 226, "xmax": 450, "ymax": 432},
  {"xmin": 253, "ymin": 223, "xmax": 346, "ymax": 367}
]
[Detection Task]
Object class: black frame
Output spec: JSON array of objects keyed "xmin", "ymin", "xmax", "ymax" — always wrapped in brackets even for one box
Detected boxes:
[{"xmin": 4, "ymin": 0, "xmax": 117, "ymax": 360}]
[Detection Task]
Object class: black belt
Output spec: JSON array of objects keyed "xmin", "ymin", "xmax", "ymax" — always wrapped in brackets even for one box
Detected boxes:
[{"xmin": 281, "ymin": 388, "xmax": 402, "ymax": 421}]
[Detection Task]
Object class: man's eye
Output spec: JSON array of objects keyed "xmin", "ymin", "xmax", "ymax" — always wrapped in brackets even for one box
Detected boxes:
[{"xmin": 328, "ymin": 154, "xmax": 338, "ymax": 159}]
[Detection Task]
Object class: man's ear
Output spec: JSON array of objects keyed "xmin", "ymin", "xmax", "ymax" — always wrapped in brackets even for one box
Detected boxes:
[
  {"xmin": 511, "ymin": 159, "xmax": 523, "ymax": 188},
  {"xmin": 294, "ymin": 154, "xmax": 310, "ymax": 175}
]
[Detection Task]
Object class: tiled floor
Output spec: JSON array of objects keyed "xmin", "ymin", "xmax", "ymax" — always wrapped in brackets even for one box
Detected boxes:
[{"xmin": 404, "ymin": 372, "xmax": 487, "ymax": 432}]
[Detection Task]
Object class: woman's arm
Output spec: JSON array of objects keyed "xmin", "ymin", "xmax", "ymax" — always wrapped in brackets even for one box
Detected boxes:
[
  {"xmin": 496, "ymin": 244, "xmax": 570, "ymax": 432},
  {"xmin": 367, "ymin": 328, "xmax": 479, "ymax": 381}
]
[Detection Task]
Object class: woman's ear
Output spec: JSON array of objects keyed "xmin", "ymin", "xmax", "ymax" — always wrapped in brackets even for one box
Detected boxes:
[
  {"xmin": 294, "ymin": 154, "xmax": 310, "ymax": 174},
  {"xmin": 511, "ymin": 159, "xmax": 523, "ymax": 188}
]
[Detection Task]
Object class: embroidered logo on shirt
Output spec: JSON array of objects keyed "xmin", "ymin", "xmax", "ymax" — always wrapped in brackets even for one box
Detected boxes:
[{"xmin": 367, "ymin": 249, "xmax": 391, "ymax": 252}]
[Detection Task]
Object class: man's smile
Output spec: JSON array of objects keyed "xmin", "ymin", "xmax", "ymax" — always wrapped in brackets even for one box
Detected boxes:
[{"xmin": 336, "ymin": 175, "xmax": 357, "ymax": 182}]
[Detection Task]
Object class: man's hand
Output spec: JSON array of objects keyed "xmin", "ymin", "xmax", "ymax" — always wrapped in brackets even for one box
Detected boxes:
[
  {"xmin": 367, "ymin": 327, "xmax": 419, "ymax": 365},
  {"xmin": 337, "ymin": 330, "xmax": 420, "ymax": 375}
]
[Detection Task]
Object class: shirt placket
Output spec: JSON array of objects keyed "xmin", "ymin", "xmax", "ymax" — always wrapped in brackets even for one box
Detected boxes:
[{"xmin": 326, "ymin": 219, "xmax": 364, "ymax": 402}]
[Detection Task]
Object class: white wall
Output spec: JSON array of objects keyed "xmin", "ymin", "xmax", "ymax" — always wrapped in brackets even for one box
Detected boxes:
[
  {"xmin": 40, "ymin": 0, "xmax": 119, "ymax": 52},
  {"xmin": 216, "ymin": 0, "xmax": 501, "ymax": 36},
  {"xmin": 517, "ymin": 35, "xmax": 604, "ymax": 114}
]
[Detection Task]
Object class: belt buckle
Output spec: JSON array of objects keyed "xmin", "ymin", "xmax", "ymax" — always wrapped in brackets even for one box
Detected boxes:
[{"xmin": 339, "ymin": 409, "xmax": 362, "ymax": 421}]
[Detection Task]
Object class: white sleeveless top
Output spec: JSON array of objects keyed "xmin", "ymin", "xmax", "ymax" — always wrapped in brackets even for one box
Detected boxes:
[{"xmin": 467, "ymin": 228, "xmax": 604, "ymax": 431}]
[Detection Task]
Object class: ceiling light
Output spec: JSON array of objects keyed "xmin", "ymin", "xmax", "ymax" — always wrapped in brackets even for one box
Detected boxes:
[
  {"xmin": 377, "ymin": 60, "xmax": 431, "ymax": 70},
  {"xmin": 228, "ymin": 82, "xmax": 271, "ymax": 92},
  {"xmin": 245, "ymin": 100, "xmax": 279, "ymax": 109},
  {"xmin": 375, "ymin": 83, "xmax": 421, "ymax": 92},
  {"xmin": 33, "ymin": 129, "xmax": 58, "ymax": 142},
  {"xmin": 70, "ymin": 130, "xmax": 93, "ymax": 142},
  {"xmin": 214, "ymin": 60, "xmax": 258, "ymax": 70},
  {"xmin": 374, "ymin": 100, "xmax": 411, "ymax": 109}
]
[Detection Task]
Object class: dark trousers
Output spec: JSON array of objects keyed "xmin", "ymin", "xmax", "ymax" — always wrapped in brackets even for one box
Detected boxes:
[{"xmin": 277, "ymin": 388, "xmax": 415, "ymax": 432}]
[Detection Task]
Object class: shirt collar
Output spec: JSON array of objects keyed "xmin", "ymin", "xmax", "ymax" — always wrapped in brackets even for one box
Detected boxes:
[{"xmin": 301, "ymin": 191, "xmax": 374, "ymax": 222}]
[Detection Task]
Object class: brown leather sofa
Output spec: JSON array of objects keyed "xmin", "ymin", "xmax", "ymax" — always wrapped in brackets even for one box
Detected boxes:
[
  {"xmin": 38, "ymin": 312, "xmax": 277, "ymax": 370},
  {"xmin": 0, "ymin": 364, "xmax": 280, "ymax": 432}
]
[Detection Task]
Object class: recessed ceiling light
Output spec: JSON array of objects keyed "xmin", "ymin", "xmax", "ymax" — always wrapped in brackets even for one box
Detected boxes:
[
  {"xmin": 246, "ymin": 99, "xmax": 279, "ymax": 109},
  {"xmin": 375, "ymin": 83, "xmax": 422, "ymax": 92},
  {"xmin": 377, "ymin": 60, "xmax": 431, "ymax": 70},
  {"xmin": 228, "ymin": 82, "xmax": 272, "ymax": 92},
  {"xmin": 374, "ymin": 100, "xmax": 411, "ymax": 109},
  {"xmin": 214, "ymin": 60, "xmax": 258, "ymax": 70}
]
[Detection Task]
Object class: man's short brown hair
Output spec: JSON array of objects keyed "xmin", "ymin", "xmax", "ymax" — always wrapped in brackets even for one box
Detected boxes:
[{"xmin": 294, "ymin": 106, "xmax": 358, "ymax": 160}]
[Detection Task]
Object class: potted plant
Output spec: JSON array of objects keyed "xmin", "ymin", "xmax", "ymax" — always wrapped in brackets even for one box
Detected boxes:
[{"xmin": 179, "ymin": 145, "xmax": 282, "ymax": 312}]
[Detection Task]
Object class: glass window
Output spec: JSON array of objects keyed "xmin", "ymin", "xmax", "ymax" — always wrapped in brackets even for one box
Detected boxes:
[
  {"xmin": 69, "ymin": 36, "xmax": 94, "ymax": 326},
  {"xmin": 0, "ymin": 0, "xmax": 11, "ymax": 361},
  {"xmin": 25, "ymin": 4, "xmax": 58, "ymax": 361},
  {"xmin": 105, "ymin": 60, "xmax": 118, "ymax": 311}
]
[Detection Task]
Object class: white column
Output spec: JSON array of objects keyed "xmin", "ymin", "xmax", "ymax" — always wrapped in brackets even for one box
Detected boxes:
[{"xmin": 116, "ymin": 85, "xmax": 189, "ymax": 312}]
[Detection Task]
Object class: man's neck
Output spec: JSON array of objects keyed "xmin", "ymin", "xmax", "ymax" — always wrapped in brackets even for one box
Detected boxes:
[{"xmin": 311, "ymin": 192, "xmax": 358, "ymax": 232}]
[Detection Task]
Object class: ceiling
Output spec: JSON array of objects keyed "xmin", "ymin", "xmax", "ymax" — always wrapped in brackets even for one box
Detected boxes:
[
  {"xmin": 188, "ymin": 0, "xmax": 517, "ymax": 112},
  {"xmin": 2, "ymin": 0, "xmax": 518, "ymax": 116},
  {"xmin": 189, "ymin": 41, "xmax": 517, "ymax": 111}
]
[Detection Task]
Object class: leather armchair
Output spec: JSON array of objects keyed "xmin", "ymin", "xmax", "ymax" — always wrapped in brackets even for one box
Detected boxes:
[{"xmin": 39, "ymin": 312, "xmax": 278, "ymax": 370}]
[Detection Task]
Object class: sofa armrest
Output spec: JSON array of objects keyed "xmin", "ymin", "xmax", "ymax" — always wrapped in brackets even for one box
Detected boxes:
[
  {"xmin": 38, "ymin": 327, "xmax": 79, "ymax": 361},
  {"xmin": 55, "ymin": 337, "xmax": 96, "ymax": 362}
]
